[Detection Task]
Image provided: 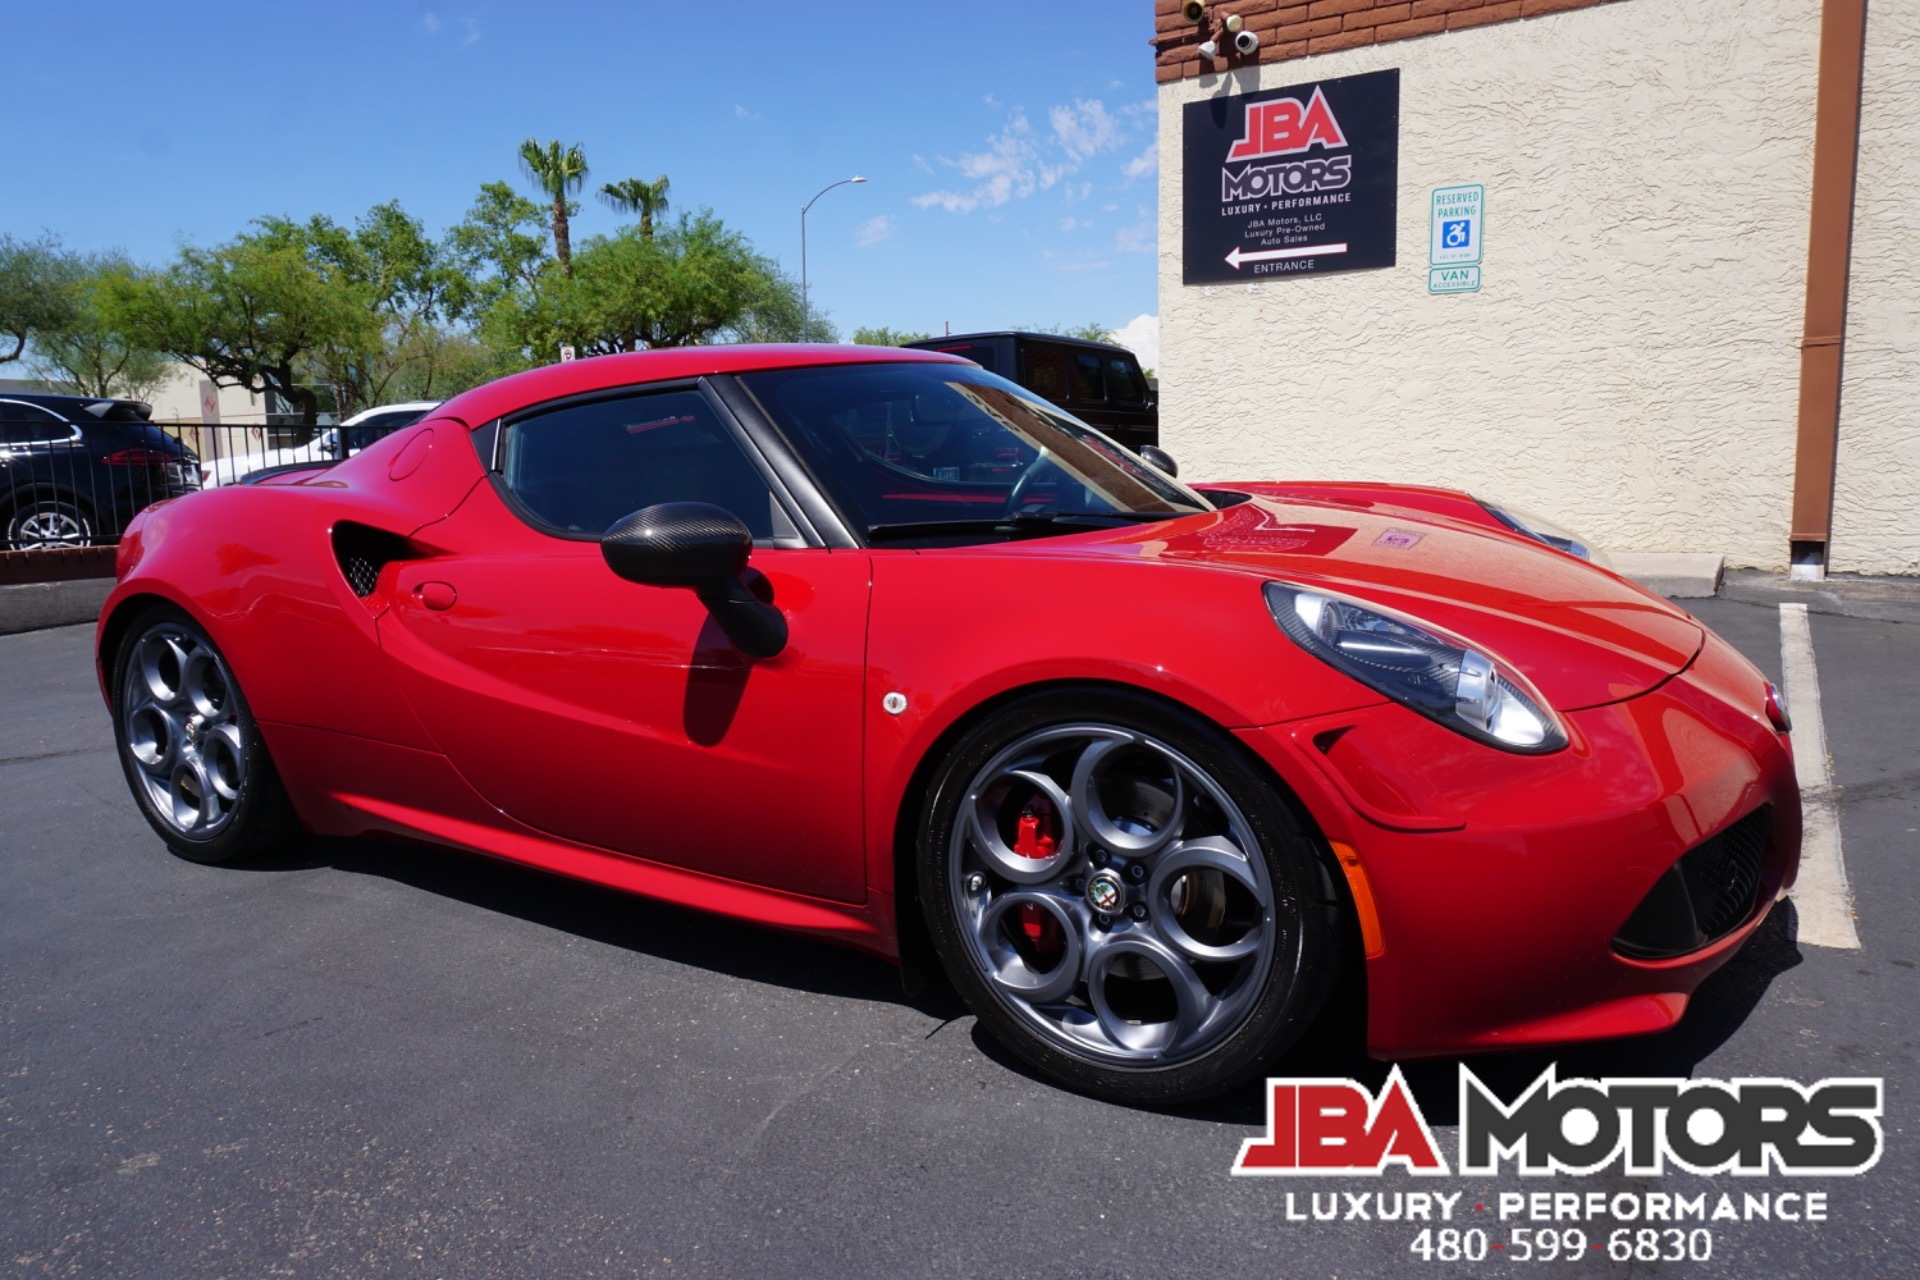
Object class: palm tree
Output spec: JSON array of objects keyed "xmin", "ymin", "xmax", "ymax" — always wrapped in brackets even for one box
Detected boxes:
[
  {"xmin": 517, "ymin": 139, "xmax": 590, "ymax": 275},
  {"xmin": 598, "ymin": 175, "xmax": 672, "ymax": 240}
]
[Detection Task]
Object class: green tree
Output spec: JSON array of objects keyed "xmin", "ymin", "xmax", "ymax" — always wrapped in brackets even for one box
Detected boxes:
[
  {"xmin": 851, "ymin": 326, "xmax": 933, "ymax": 346},
  {"xmin": 446, "ymin": 181, "xmax": 550, "ymax": 313},
  {"xmin": 0, "ymin": 233, "xmax": 81, "ymax": 364},
  {"xmin": 726, "ymin": 268, "xmax": 835, "ymax": 344},
  {"xmin": 252, "ymin": 202, "xmax": 472, "ymax": 414},
  {"xmin": 518, "ymin": 139, "xmax": 590, "ymax": 275},
  {"xmin": 1030, "ymin": 321, "xmax": 1112, "ymax": 342},
  {"xmin": 598, "ymin": 175, "xmax": 671, "ymax": 240},
  {"xmin": 30, "ymin": 252, "xmax": 169, "ymax": 400},
  {"xmin": 380, "ymin": 326, "xmax": 523, "ymax": 403},
  {"xmin": 493, "ymin": 211, "xmax": 809, "ymax": 357},
  {"xmin": 103, "ymin": 236, "xmax": 374, "ymax": 425}
]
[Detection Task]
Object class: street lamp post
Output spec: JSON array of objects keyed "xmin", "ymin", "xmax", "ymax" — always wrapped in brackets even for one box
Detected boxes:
[{"xmin": 800, "ymin": 176, "xmax": 866, "ymax": 342}]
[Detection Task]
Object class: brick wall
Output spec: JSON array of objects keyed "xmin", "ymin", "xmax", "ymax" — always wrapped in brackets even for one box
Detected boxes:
[{"xmin": 1152, "ymin": 0, "xmax": 1628, "ymax": 82}]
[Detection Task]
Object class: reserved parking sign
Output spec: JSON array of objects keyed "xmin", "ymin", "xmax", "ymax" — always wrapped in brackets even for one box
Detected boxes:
[{"xmin": 1430, "ymin": 185, "xmax": 1484, "ymax": 266}]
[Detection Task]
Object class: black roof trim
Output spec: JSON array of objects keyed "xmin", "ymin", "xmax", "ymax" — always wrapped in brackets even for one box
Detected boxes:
[
  {"xmin": 0, "ymin": 391, "xmax": 154, "ymax": 419},
  {"xmin": 901, "ymin": 331, "xmax": 1134, "ymax": 355}
]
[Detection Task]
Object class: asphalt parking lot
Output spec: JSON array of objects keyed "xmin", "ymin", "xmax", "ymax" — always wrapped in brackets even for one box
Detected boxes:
[{"xmin": 2, "ymin": 597, "xmax": 1915, "ymax": 1279}]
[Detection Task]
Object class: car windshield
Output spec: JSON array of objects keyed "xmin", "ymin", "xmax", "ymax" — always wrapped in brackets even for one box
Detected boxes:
[{"xmin": 737, "ymin": 362, "xmax": 1208, "ymax": 545}]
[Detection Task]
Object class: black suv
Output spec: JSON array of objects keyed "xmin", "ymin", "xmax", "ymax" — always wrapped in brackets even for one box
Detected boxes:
[
  {"xmin": 0, "ymin": 393, "xmax": 200, "ymax": 550},
  {"xmin": 902, "ymin": 332, "xmax": 1157, "ymax": 450}
]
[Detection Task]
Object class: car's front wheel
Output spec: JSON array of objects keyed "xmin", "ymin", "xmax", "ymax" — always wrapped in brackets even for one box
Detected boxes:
[
  {"xmin": 918, "ymin": 687, "xmax": 1344, "ymax": 1104},
  {"xmin": 111, "ymin": 605, "xmax": 301, "ymax": 864}
]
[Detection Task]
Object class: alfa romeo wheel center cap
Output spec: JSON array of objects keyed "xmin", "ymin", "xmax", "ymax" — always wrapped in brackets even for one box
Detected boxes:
[{"xmin": 1086, "ymin": 869, "xmax": 1124, "ymax": 914}]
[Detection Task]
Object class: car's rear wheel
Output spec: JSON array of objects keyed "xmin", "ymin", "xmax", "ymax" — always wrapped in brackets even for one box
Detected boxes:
[
  {"xmin": 111, "ymin": 605, "xmax": 301, "ymax": 864},
  {"xmin": 6, "ymin": 497, "xmax": 92, "ymax": 549},
  {"xmin": 918, "ymin": 687, "xmax": 1343, "ymax": 1104}
]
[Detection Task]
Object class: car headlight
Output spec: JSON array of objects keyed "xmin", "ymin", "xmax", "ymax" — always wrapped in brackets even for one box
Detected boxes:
[
  {"xmin": 1264, "ymin": 582, "xmax": 1568, "ymax": 753},
  {"xmin": 1474, "ymin": 497, "xmax": 1610, "ymax": 567}
]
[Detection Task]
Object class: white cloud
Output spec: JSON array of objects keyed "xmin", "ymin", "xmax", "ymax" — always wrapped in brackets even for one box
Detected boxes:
[
  {"xmin": 1114, "ymin": 219, "xmax": 1155, "ymax": 254},
  {"xmin": 1122, "ymin": 140, "xmax": 1158, "ymax": 184},
  {"xmin": 915, "ymin": 98, "xmax": 1135, "ymax": 216},
  {"xmin": 1050, "ymin": 99, "xmax": 1120, "ymax": 163},
  {"xmin": 461, "ymin": 15, "xmax": 480, "ymax": 45},
  {"xmin": 856, "ymin": 215, "xmax": 896, "ymax": 247},
  {"xmin": 912, "ymin": 113, "xmax": 1064, "ymax": 214},
  {"xmin": 1108, "ymin": 314, "xmax": 1159, "ymax": 372},
  {"xmin": 421, "ymin": 11, "xmax": 443, "ymax": 34},
  {"xmin": 911, "ymin": 153, "xmax": 932, "ymax": 174},
  {"xmin": 735, "ymin": 104, "xmax": 760, "ymax": 120},
  {"xmin": 1059, "ymin": 216, "xmax": 1086, "ymax": 232},
  {"xmin": 983, "ymin": 93, "xmax": 1001, "ymax": 108}
]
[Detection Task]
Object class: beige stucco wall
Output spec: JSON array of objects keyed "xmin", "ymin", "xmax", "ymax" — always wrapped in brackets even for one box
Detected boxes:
[
  {"xmin": 1158, "ymin": 0, "xmax": 1823, "ymax": 570},
  {"xmin": 1830, "ymin": 1, "xmax": 1920, "ymax": 576},
  {"xmin": 144, "ymin": 362, "xmax": 268, "ymax": 424}
]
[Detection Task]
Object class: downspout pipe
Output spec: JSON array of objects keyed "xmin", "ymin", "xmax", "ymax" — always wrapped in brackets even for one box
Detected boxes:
[{"xmin": 1789, "ymin": 0, "xmax": 1871, "ymax": 576}]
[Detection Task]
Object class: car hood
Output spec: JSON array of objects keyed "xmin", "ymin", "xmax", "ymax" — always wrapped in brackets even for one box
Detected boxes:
[{"xmin": 1042, "ymin": 495, "xmax": 1702, "ymax": 711}]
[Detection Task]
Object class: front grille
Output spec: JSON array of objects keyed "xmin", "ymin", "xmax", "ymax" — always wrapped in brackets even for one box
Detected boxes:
[
  {"xmin": 1613, "ymin": 806, "xmax": 1771, "ymax": 960},
  {"xmin": 1679, "ymin": 807, "xmax": 1769, "ymax": 941}
]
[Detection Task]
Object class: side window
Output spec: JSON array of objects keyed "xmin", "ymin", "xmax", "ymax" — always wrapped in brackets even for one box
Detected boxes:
[
  {"xmin": 1072, "ymin": 353, "xmax": 1105, "ymax": 402},
  {"xmin": 0, "ymin": 403, "xmax": 76, "ymax": 445},
  {"xmin": 500, "ymin": 388, "xmax": 779, "ymax": 539},
  {"xmin": 1022, "ymin": 344, "xmax": 1072, "ymax": 404},
  {"xmin": 1105, "ymin": 357, "xmax": 1144, "ymax": 406}
]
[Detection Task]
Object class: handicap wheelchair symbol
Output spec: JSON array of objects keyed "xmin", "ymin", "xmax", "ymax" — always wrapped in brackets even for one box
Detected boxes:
[{"xmin": 1441, "ymin": 219, "xmax": 1472, "ymax": 249}]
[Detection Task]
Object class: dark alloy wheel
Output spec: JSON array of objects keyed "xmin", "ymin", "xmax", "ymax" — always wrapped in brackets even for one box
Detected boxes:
[
  {"xmin": 919, "ymin": 687, "xmax": 1345, "ymax": 1105},
  {"xmin": 110, "ymin": 604, "xmax": 301, "ymax": 864}
]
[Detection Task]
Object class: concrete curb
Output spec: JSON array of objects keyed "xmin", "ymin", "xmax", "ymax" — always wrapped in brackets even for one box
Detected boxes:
[
  {"xmin": 0, "ymin": 578, "xmax": 112, "ymax": 636},
  {"xmin": 1721, "ymin": 569, "xmax": 1920, "ymax": 625},
  {"xmin": 1610, "ymin": 552, "xmax": 1725, "ymax": 599}
]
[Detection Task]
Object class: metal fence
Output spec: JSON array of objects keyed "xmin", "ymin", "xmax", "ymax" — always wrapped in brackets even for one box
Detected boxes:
[{"xmin": 0, "ymin": 409, "xmax": 342, "ymax": 572}]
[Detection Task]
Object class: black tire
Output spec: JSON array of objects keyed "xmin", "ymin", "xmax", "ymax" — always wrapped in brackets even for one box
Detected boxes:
[
  {"xmin": 918, "ymin": 686, "xmax": 1344, "ymax": 1105},
  {"xmin": 5, "ymin": 495, "xmax": 93, "ymax": 550},
  {"xmin": 109, "ymin": 602, "xmax": 302, "ymax": 864}
]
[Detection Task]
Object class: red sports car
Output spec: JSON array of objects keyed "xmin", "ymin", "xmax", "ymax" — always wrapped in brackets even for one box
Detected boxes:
[{"xmin": 96, "ymin": 345, "xmax": 1800, "ymax": 1104}]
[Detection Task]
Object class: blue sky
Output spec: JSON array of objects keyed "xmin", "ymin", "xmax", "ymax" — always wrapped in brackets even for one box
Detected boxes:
[{"xmin": 5, "ymin": 1, "xmax": 1160, "ymax": 345}]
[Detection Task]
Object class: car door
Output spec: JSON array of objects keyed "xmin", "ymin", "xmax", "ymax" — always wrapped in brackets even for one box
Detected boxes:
[
  {"xmin": 0, "ymin": 401, "xmax": 88, "ymax": 545},
  {"xmin": 377, "ymin": 382, "xmax": 872, "ymax": 904}
]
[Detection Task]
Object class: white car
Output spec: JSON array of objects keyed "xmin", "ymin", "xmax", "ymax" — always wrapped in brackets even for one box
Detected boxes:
[{"xmin": 201, "ymin": 402, "xmax": 441, "ymax": 486}]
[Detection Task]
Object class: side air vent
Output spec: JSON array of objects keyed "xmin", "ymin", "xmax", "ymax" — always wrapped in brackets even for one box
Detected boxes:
[
  {"xmin": 1613, "ymin": 806, "xmax": 1771, "ymax": 960},
  {"xmin": 331, "ymin": 522, "xmax": 418, "ymax": 598}
]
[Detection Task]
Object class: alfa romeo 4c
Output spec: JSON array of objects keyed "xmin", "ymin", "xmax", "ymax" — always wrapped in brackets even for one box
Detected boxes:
[{"xmin": 98, "ymin": 346, "xmax": 1800, "ymax": 1103}]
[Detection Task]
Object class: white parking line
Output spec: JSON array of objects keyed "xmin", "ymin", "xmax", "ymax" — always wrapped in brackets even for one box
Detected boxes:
[{"xmin": 1778, "ymin": 603, "xmax": 1862, "ymax": 950}]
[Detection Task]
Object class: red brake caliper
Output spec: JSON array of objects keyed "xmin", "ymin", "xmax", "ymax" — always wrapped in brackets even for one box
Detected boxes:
[{"xmin": 1013, "ymin": 802, "xmax": 1065, "ymax": 964}]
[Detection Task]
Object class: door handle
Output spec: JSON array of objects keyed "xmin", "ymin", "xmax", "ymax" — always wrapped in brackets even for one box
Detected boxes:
[{"xmin": 414, "ymin": 580, "xmax": 457, "ymax": 611}]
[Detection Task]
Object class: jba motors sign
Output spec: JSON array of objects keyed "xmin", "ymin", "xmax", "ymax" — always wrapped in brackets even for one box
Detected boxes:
[{"xmin": 1181, "ymin": 68, "xmax": 1399, "ymax": 285}]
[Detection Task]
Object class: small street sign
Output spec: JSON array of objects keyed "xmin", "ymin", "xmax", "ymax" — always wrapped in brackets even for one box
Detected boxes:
[
  {"xmin": 1429, "ymin": 184, "xmax": 1484, "ymax": 266},
  {"xmin": 1428, "ymin": 265, "xmax": 1481, "ymax": 294}
]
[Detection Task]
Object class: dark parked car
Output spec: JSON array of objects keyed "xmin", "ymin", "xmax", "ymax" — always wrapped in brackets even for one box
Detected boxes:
[
  {"xmin": 903, "ymin": 331, "xmax": 1157, "ymax": 451},
  {"xmin": 0, "ymin": 393, "xmax": 200, "ymax": 550}
]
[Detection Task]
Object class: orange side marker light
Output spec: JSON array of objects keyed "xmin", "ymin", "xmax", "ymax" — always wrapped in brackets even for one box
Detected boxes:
[{"xmin": 1330, "ymin": 840, "xmax": 1385, "ymax": 958}]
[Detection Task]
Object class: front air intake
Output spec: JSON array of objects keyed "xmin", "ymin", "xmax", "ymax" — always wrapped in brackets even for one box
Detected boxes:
[
  {"xmin": 331, "ymin": 523, "xmax": 418, "ymax": 598},
  {"xmin": 1613, "ymin": 806, "xmax": 1771, "ymax": 960}
]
